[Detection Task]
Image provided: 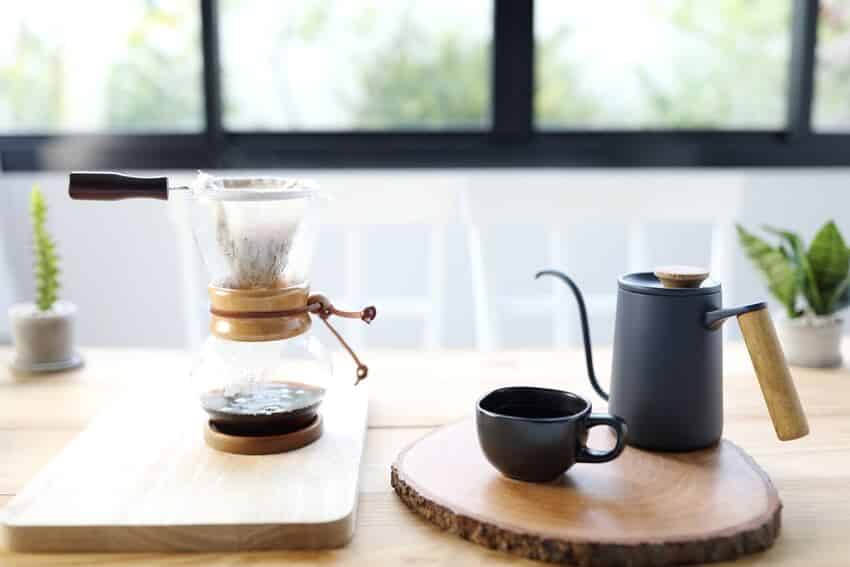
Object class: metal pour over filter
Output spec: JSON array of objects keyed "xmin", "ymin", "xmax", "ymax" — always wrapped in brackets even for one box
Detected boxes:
[
  {"xmin": 190, "ymin": 173, "xmax": 320, "ymax": 290},
  {"xmin": 67, "ymin": 171, "xmax": 321, "ymax": 290}
]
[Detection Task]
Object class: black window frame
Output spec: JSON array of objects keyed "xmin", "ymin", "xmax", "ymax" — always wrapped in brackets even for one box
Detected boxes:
[{"xmin": 1, "ymin": 0, "xmax": 847, "ymax": 171}]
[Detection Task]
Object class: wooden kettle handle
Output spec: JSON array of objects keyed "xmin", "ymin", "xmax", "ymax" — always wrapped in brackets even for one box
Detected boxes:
[{"xmin": 737, "ymin": 308, "xmax": 809, "ymax": 441}]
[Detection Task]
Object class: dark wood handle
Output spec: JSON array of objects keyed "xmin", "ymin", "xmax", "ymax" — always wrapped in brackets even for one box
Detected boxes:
[
  {"xmin": 68, "ymin": 172, "xmax": 169, "ymax": 201},
  {"xmin": 737, "ymin": 307, "xmax": 809, "ymax": 441}
]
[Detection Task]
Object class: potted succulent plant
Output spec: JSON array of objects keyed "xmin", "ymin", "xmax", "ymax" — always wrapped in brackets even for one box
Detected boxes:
[
  {"xmin": 8, "ymin": 186, "xmax": 82, "ymax": 373},
  {"xmin": 737, "ymin": 221, "xmax": 848, "ymax": 368}
]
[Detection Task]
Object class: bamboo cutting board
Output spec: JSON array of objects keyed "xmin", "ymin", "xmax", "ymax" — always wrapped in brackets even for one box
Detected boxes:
[
  {"xmin": 392, "ymin": 419, "xmax": 781, "ymax": 567},
  {"xmin": 1, "ymin": 383, "xmax": 369, "ymax": 552}
]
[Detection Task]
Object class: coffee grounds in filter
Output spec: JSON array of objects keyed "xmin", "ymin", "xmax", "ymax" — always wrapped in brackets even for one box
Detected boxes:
[
  {"xmin": 213, "ymin": 201, "xmax": 298, "ymax": 289},
  {"xmin": 194, "ymin": 173, "xmax": 310, "ymax": 289}
]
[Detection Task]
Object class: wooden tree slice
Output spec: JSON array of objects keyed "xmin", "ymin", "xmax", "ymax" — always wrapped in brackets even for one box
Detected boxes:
[{"xmin": 392, "ymin": 419, "xmax": 781, "ymax": 567}]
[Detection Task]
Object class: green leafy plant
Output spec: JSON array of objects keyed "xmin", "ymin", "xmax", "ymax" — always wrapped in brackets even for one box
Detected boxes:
[
  {"xmin": 737, "ymin": 221, "xmax": 850, "ymax": 319},
  {"xmin": 30, "ymin": 186, "xmax": 60, "ymax": 311}
]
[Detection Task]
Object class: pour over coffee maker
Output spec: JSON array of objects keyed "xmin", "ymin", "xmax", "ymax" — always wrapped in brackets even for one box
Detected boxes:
[{"xmin": 69, "ymin": 172, "xmax": 376, "ymax": 454}]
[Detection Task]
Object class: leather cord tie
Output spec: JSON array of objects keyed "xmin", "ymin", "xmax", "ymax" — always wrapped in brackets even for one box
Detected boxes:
[
  {"xmin": 307, "ymin": 294, "xmax": 375, "ymax": 385},
  {"xmin": 209, "ymin": 293, "xmax": 376, "ymax": 385}
]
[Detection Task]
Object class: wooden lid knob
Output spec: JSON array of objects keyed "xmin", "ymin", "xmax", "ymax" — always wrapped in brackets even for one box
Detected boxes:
[{"xmin": 654, "ymin": 266, "xmax": 710, "ymax": 288}]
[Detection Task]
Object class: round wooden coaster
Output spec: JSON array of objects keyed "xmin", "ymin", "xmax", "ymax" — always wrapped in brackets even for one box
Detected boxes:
[
  {"xmin": 392, "ymin": 419, "xmax": 781, "ymax": 567},
  {"xmin": 205, "ymin": 414, "xmax": 323, "ymax": 455}
]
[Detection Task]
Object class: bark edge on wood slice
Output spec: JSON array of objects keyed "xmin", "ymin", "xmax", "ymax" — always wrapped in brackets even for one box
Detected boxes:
[{"xmin": 391, "ymin": 419, "xmax": 781, "ymax": 567}]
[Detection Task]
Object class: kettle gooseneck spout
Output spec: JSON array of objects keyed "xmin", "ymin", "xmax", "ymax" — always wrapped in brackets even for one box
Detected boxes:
[{"xmin": 535, "ymin": 270, "xmax": 610, "ymax": 401}]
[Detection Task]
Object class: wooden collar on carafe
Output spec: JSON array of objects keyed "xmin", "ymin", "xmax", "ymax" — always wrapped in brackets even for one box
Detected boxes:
[
  {"xmin": 209, "ymin": 285, "xmax": 314, "ymax": 342},
  {"xmin": 208, "ymin": 284, "xmax": 377, "ymax": 383}
]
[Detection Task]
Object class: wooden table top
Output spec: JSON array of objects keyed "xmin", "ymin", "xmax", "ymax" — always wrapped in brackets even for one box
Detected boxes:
[{"xmin": 1, "ymin": 343, "xmax": 849, "ymax": 566}]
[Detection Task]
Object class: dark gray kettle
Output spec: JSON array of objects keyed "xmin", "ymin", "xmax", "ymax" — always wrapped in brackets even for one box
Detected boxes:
[{"xmin": 537, "ymin": 266, "xmax": 809, "ymax": 451}]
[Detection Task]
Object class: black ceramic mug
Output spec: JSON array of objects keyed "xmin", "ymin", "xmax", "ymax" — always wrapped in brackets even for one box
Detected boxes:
[{"xmin": 476, "ymin": 387, "xmax": 627, "ymax": 483}]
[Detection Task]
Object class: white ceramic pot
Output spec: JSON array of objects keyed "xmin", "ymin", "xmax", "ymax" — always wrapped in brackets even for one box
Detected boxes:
[
  {"xmin": 776, "ymin": 315, "xmax": 843, "ymax": 369},
  {"xmin": 8, "ymin": 301, "xmax": 82, "ymax": 372}
]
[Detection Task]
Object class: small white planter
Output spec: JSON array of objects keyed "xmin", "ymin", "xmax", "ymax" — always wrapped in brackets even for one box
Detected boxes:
[
  {"xmin": 776, "ymin": 315, "xmax": 843, "ymax": 369},
  {"xmin": 8, "ymin": 301, "xmax": 82, "ymax": 373}
]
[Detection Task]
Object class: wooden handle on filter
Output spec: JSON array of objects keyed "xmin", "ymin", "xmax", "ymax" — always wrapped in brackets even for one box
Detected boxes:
[
  {"xmin": 737, "ymin": 308, "xmax": 809, "ymax": 441},
  {"xmin": 69, "ymin": 172, "xmax": 169, "ymax": 201}
]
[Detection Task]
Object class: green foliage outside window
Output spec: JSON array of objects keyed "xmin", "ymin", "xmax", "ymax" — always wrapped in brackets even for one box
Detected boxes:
[
  {"xmin": 105, "ymin": 7, "xmax": 201, "ymax": 131},
  {"xmin": 0, "ymin": 25, "xmax": 63, "ymax": 132},
  {"xmin": 0, "ymin": 0, "xmax": 830, "ymax": 132}
]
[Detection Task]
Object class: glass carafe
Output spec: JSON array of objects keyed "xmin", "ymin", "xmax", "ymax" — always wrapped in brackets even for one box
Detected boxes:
[{"xmin": 188, "ymin": 175, "xmax": 337, "ymax": 436}]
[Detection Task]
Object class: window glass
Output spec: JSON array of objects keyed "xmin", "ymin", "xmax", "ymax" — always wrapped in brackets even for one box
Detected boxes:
[
  {"xmin": 814, "ymin": 1, "xmax": 850, "ymax": 131},
  {"xmin": 220, "ymin": 0, "xmax": 491, "ymax": 131},
  {"xmin": 535, "ymin": 0, "xmax": 791, "ymax": 129},
  {"xmin": 0, "ymin": 1, "xmax": 203, "ymax": 134}
]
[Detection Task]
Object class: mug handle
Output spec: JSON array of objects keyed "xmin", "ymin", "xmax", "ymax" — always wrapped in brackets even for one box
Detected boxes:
[{"xmin": 577, "ymin": 414, "xmax": 628, "ymax": 464}]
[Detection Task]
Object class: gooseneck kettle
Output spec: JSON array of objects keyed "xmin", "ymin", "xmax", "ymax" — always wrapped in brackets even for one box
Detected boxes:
[{"xmin": 538, "ymin": 266, "xmax": 809, "ymax": 451}]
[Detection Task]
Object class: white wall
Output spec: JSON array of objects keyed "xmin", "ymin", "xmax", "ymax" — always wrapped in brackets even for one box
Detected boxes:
[{"xmin": 1, "ymin": 168, "xmax": 848, "ymax": 350}]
